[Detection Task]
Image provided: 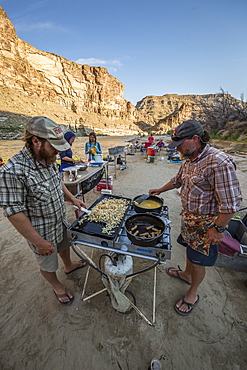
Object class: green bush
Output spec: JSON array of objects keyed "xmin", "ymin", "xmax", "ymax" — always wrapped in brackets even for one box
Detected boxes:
[
  {"xmin": 210, "ymin": 130, "xmax": 222, "ymax": 140},
  {"xmin": 210, "ymin": 130, "xmax": 240, "ymax": 141},
  {"xmin": 227, "ymin": 132, "xmax": 240, "ymax": 141}
]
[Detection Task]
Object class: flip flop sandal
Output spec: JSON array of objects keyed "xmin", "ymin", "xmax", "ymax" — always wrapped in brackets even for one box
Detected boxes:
[
  {"xmin": 53, "ymin": 289, "xmax": 74, "ymax": 305},
  {"xmin": 174, "ymin": 295, "xmax": 200, "ymax": 316},
  {"xmin": 166, "ymin": 266, "xmax": 191, "ymax": 285}
]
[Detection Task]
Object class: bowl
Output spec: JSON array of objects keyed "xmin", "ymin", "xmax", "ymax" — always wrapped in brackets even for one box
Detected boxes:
[{"xmin": 78, "ymin": 164, "xmax": 88, "ymax": 171}]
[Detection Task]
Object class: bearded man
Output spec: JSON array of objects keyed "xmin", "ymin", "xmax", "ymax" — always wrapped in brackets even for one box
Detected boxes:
[
  {"xmin": 149, "ymin": 120, "xmax": 242, "ymax": 315},
  {"xmin": 0, "ymin": 116, "xmax": 87, "ymax": 305}
]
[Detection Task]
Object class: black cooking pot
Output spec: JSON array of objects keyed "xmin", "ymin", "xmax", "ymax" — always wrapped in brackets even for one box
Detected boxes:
[
  {"xmin": 133, "ymin": 195, "xmax": 163, "ymax": 214},
  {"xmin": 125, "ymin": 213, "xmax": 165, "ymax": 247}
]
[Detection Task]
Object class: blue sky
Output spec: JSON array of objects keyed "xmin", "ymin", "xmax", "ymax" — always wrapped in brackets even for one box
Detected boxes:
[{"xmin": 1, "ymin": 0, "xmax": 247, "ymax": 105}]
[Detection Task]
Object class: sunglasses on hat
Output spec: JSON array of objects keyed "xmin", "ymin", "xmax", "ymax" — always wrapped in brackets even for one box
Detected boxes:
[{"xmin": 171, "ymin": 134, "xmax": 193, "ymax": 141}]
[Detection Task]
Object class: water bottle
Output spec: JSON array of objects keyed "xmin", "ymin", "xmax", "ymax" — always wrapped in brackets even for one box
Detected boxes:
[{"xmin": 69, "ymin": 171, "xmax": 73, "ymax": 181}]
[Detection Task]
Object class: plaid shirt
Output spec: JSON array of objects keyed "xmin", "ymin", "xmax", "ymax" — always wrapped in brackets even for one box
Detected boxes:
[
  {"xmin": 0, "ymin": 147, "xmax": 68, "ymax": 246},
  {"xmin": 171, "ymin": 144, "xmax": 242, "ymax": 215}
]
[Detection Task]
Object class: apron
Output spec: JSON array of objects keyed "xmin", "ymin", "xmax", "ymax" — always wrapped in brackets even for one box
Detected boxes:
[{"xmin": 181, "ymin": 211, "xmax": 217, "ymax": 256}]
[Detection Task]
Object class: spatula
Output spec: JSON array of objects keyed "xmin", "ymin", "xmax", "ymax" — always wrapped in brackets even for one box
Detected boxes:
[
  {"xmin": 134, "ymin": 194, "xmax": 150, "ymax": 204},
  {"xmin": 73, "ymin": 205, "xmax": 92, "ymax": 215}
]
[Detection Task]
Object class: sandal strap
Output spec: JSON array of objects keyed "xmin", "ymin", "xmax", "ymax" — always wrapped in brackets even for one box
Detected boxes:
[
  {"xmin": 181, "ymin": 299, "xmax": 194, "ymax": 308},
  {"xmin": 54, "ymin": 289, "xmax": 73, "ymax": 300},
  {"xmin": 55, "ymin": 292, "xmax": 68, "ymax": 299}
]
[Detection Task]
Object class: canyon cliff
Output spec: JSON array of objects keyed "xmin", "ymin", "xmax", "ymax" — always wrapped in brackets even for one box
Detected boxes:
[
  {"xmin": 0, "ymin": 7, "xmax": 154, "ymax": 136},
  {"xmin": 0, "ymin": 7, "xmax": 246, "ymax": 139}
]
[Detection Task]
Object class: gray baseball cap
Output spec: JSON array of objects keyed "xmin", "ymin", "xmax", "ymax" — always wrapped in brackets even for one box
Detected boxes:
[
  {"xmin": 26, "ymin": 116, "xmax": 70, "ymax": 151},
  {"xmin": 168, "ymin": 120, "xmax": 203, "ymax": 149}
]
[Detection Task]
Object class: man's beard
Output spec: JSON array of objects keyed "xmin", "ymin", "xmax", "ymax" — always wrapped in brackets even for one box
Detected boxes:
[
  {"xmin": 39, "ymin": 143, "xmax": 57, "ymax": 165},
  {"xmin": 180, "ymin": 146, "xmax": 197, "ymax": 159},
  {"xmin": 181, "ymin": 149, "xmax": 196, "ymax": 159}
]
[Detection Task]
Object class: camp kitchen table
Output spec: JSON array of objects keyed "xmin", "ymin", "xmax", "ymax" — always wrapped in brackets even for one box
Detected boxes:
[
  {"xmin": 63, "ymin": 161, "xmax": 109, "ymax": 198},
  {"xmin": 67, "ymin": 194, "xmax": 172, "ymax": 325}
]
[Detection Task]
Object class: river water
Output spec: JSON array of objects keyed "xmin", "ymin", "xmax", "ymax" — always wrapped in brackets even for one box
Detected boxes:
[{"xmin": 0, "ymin": 136, "xmax": 137, "ymax": 161}]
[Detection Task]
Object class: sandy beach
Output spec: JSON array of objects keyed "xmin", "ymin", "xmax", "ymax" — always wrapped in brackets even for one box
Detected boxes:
[{"xmin": 0, "ymin": 142, "xmax": 247, "ymax": 370}]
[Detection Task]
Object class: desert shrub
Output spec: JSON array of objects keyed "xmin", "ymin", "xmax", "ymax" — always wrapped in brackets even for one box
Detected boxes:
[
  {"xmin": 210, "ymin": 130, "xmax": 222, "ymax": 140},
  {"xmin": 227, "ymin": 132, "xmax": 240, "ymax": 141},
  {"xmin": 210, "ymin": 130, "xmax": 241, "ymax": 141}
]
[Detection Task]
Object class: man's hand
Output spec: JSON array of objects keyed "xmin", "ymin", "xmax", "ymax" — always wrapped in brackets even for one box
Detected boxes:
[
  {"xmin": 149, "ymin": 188, "xmax": 161, "ymax": 196},
  {"xmin": 207, "ymin": 227, "xmax": 224, "ymax": 245},
  {"xmin": 73, "ymin": 197, "xmax": 87, "ymax": 210},
  {"xmin": 207, "ymin": 213, "xmax": 234, "ymax": 245},
  {"xmin": 35, "ymin": 240, "xmax": 55, "ymax": 256}
]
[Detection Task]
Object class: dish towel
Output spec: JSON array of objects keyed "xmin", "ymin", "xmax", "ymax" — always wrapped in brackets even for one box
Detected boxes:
[{"xmin": 218, "ymin": 233, "xmax": 242, "ymax": 257}]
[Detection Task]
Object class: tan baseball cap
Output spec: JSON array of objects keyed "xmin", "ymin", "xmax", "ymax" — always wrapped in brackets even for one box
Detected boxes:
[{"xmin": 26, "ymin": 116, "xmax": 70, "ymax": 151}]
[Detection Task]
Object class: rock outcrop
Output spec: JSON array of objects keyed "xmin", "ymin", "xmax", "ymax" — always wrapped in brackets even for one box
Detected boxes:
[
  {"xmin": 0, "ymin": 7, "xmax": 155, "ymax": 136},
  {"xmin": 136, "ymin": 94, "xmax": 247, "ymax": 135}
]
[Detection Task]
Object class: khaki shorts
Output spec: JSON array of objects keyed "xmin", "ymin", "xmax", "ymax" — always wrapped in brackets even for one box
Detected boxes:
[{"xmin": 28, "ymin": 226, "xmax": 70, "ymax": 272}]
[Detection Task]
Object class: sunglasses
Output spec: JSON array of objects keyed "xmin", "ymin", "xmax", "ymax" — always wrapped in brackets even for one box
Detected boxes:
[{"xmin": 171, "ymin": 134, "xmax": 193, "ymax": 142}]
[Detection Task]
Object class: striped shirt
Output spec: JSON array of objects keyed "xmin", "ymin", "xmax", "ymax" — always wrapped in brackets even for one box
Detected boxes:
[
  {"xmin": 171, "ymin": 144, "xmax": 242, "ymax": 215},
  {"xmin": 0, "ymin": 147, "xmax": 68, "ymax": 246}
]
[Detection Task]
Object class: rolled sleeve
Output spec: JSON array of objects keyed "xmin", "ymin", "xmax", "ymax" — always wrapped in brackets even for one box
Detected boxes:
[
  {"xmin": 3, "ymin": 205, "xmax": 27, "ymax": 217},
  {"xmin": 0, "ymin": 166, "xmax": 27, "ymax": 217}
]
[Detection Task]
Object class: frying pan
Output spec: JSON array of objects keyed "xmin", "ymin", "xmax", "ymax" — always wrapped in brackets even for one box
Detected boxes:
[
  {"xmin": 125, "ymin": 213, "xmax": 165, "ymax": 247},
  {"xmin": 132, "ymin": 195, "xmax": 163, "ymax": 214}
]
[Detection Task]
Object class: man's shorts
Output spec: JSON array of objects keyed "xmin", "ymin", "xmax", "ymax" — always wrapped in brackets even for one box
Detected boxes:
[
  {"xmin": 28, "ymin": 226, "xmax": 70, "ymax": 272},
  {"xmin": 177, "ymin": 234, "xmax": 218, "ymax": 267}
]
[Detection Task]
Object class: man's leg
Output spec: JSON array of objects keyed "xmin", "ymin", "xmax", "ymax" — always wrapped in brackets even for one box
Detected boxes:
[
  {"xmin": 59, "ymin": 247, "xmax": 86, "ymax": 273},
  {"xmin": 174, "ymin": 243, "xmax": 218, "ymax": 314},
  {"xmin": 40, "ymin": 269, "xmax": 73, "ymax": 303},
  {"xmin": 57, "ymin": 228, "xmax": 86, "ymax": 273},
  {"xmin": 175, "ymin": 263, "xmax": 205, "ymax": 313},
  {"xmin": 168, "ymin": 257, "xmax": 193, "ymax": 284}
]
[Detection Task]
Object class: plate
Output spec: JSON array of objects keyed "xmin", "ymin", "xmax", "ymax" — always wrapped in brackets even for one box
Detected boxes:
[{"xmin": 62, "ymin": 166, "xmax": 79, "ymax": 172}]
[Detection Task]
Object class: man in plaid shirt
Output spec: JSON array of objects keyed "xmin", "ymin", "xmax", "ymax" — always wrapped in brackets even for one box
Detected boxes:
[
  {"xmin": 0, "ymin": 116, "xmax": 87, "ymax": 305},
  {"xmin": 149, "ymin": 120, "xmax": 242, "ymax": 316}
]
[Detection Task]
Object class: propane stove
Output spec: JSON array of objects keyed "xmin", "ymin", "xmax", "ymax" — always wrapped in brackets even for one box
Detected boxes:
[
  {"xmin": 67, "ymin": 194, "xmax": 172, "ymax": 263},
  {"xmin": 68, "ymin": 194, "xmax": 172, "ymax": 325}
]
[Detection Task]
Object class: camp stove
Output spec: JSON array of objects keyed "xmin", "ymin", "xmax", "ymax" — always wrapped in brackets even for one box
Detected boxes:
[{"xmin": 67, "ymin": 194, "xmax": 172, "ymax": 263}]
